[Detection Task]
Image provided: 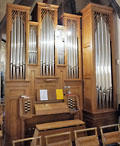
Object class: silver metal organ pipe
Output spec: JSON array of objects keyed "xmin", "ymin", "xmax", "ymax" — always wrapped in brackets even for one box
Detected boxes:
[
  {"xmin": 43, "ymin": 16, "xmax": 46, "ymax": 76},
  {"xmin": 76, "ymin": 39, "xmax": 79, "ymax": 78},
  {"xmin": 46, "ymin": 14, "xmax": 49, "ymax": 76},
  {"xmin": 16, "ymin": 16, "xmax": 20, "ymax": 79},
  {"xmin": 23, "ymin": 23, "xmax": 26, "ymax": 79},
  {"xmin": 31, "ymin": 27, "xmax": 33, "ymax": 63},
  {"xmin": 101, "ymin": 17, "xmax": 106, "ymax": 108},
  {"xmin": 20, "ymin": 18, "xmax": 23, "ymax": 79},
  {"xmin": 29, "ymin": 27, "xmax": 31, "ymax": 63},
  {"xmin": 69, "ymin": 24, "xmax": 71, "ymax": 78},
  {"xmin": 51, "ymin": 20, "xmax": 54, "ymax": 76},
  {"xmin": 49, "ymin": 19, "xmax": 52, "ymax": 76},
  {"xmin": 67, "ymin": 25, "xmax": 70, "ymax": 78},
  {"xmin": 74, "ymin": 26, "xmax": 77, "ymax": 78},
  {"xmin": 95, "ymin": 22, "xmax": 99, "ymax": 108},
  {"xmin": 45, "ymin": 16, "xmax": 47, "ymax": 75},
  {"xmin": 73, "ymin": 24, "xmax": 75, "ymax": 78},
  {"xmin": 33, "ymin": 28, "xmax": 35, "ymax": 63},
  {"xmin": 13, "ymin": 18, "xmax": 17, "ymax": 79},
  {"xmin": 40, "ymin": 22, "xmax": 43, "ymax": 75},
  {"xmin": 97, "ymin": 17, "xmax": 102, "ymax": 109},
  {"xmin": 68, "ymin": 23, "xmax": 71, "ymax": 78},
  {"xmin": 72, "ymin": 24, "xmax": 74, "ymax": 78},
  {"xmin": 32, "ymin": 27, "xmax": 34, "ymax": 63},
  {"xmin": 10, "ymin": 24, "xmax": 13, "ymax": 79},
  {"xmin": 71, "ymin": 24, "xmax": 73, "ymax": 78},
  {"xmin": 71, "ymin": 24, "xmax": 74, "ymax": 78},
  {"xmin": 34, "ymin": 27, "xmax": 37, "ymax": 64},
  {"xmin": 104, "ymin": 21, "xmax": 109, "ymax": 108},
  {"xmin": 66, "ymin": 27, "xmax": 69, "ymax": 78},
  {"xmin": 35, "ymin": 28, "xmax": 37, "ymax": 64},
  {"xmin": 107, "ymin": 27, "xmax": 112, "ymax": 108},
  {"xmin": 48, "ymin": 16, "xmax": 51, "ymax": 76},
  {"xmin": 70, "ymin": 24, "xmax": 72, "ymax": 78},
  {"xmin": 75, "ymin": 26, "xmax": 78, "ymax": 78},
  {"xmin": 74, "ymin": 24, "xmax": 76, "ymax": 78}
]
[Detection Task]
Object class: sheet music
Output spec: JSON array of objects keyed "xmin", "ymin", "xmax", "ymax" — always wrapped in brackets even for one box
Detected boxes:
[
  {"xmin": 56, "ymin": 89, "xmax": 64, "ymax": 100},
  {"xmin": 40, "ymin": 90, "xmax": 48, "ymax": 101}
]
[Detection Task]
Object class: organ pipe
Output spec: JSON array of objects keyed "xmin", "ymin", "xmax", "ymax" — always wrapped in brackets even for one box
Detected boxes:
[
  {"xmin": 67, "ymin": 20, "xmax": 79, "ymax": 79},
  {"xmin": 40, "ymin": 13, "xmax": 54, "ymax": 76},
  {"xmin": 95, "ymin": 14, "xmax": 112, "ymax": 109},
  {"xmin": 10, "ymin": 15, "xmax": 26, "ymax": 79},
  {"xmin": 29, "ymin": 25, "xmax": 37, "ymax": 64}
]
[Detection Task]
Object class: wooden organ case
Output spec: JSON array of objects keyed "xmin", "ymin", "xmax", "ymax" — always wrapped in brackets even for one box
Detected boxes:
[
  {"xmin": 5, "ymin": 2, "xmax": 83, "ymax": 145},
  {"xmin": 81, "ymin": 3, "xmax": 117, "ymax": 128}
]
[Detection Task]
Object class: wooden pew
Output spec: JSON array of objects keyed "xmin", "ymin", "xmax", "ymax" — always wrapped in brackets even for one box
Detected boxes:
[
  {"xmin": 100, "ymin": 124, "xmax": 120, "ymax": 146},
  {"xmin": 74, "ymin": 127, "xmax": 100, "ymax": 146},
  {"xmin": 12, "ymin": 136, "xmax": 42, "ymax": 146},
  {"xmin": 45, "ymin": 132, "xmax": 72, "ymax": 146},
  {"xmin": 33, "ymin": 119, "xmax": 85, "ymax": 146}
]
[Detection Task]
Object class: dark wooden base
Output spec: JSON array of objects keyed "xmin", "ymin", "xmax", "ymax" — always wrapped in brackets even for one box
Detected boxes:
[{"xmin": 83, "ymin": 109, "xmax": 118, "ymax": 134}]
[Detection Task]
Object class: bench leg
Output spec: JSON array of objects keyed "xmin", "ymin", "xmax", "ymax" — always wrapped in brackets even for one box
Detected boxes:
[{"xmin": 31, "ymin": 129, "xmax": 39, "ymax": 146}]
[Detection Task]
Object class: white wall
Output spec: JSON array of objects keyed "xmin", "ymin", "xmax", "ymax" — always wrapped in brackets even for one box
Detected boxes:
[{"xmin": 114, "ymin": 14, "xmax": 120, "ymax": 105}]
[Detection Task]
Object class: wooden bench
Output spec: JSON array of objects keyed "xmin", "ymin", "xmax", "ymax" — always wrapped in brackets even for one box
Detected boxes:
[
  {"xmin": 33, "ymin": 119, "xmax": 85, "ymax": 146},
  {"xmin": 74, "ymin": 127, "xmax": 99, "ymax": 146},
  {"xmin": 100, "ymin": 124, "xmax": 120, "ymax": 146}
]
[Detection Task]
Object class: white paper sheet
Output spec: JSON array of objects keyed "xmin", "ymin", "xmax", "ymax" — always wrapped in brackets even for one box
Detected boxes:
[{"xmin": 40, "ymin": 90, "xmax": 48, "ymax": 101}]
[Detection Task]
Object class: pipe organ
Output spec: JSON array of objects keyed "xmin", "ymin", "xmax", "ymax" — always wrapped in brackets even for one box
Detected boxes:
[
  {"xmin": 5, "ymin": 2, "xmax": 83, "ymax": 145},
  {"xmin": 81, "ymin": 4, "xmax": 117, "ymax": 128},
  {"xmin": 5, "ymin": 2, "xmax": 117, "ymax": 145}
]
